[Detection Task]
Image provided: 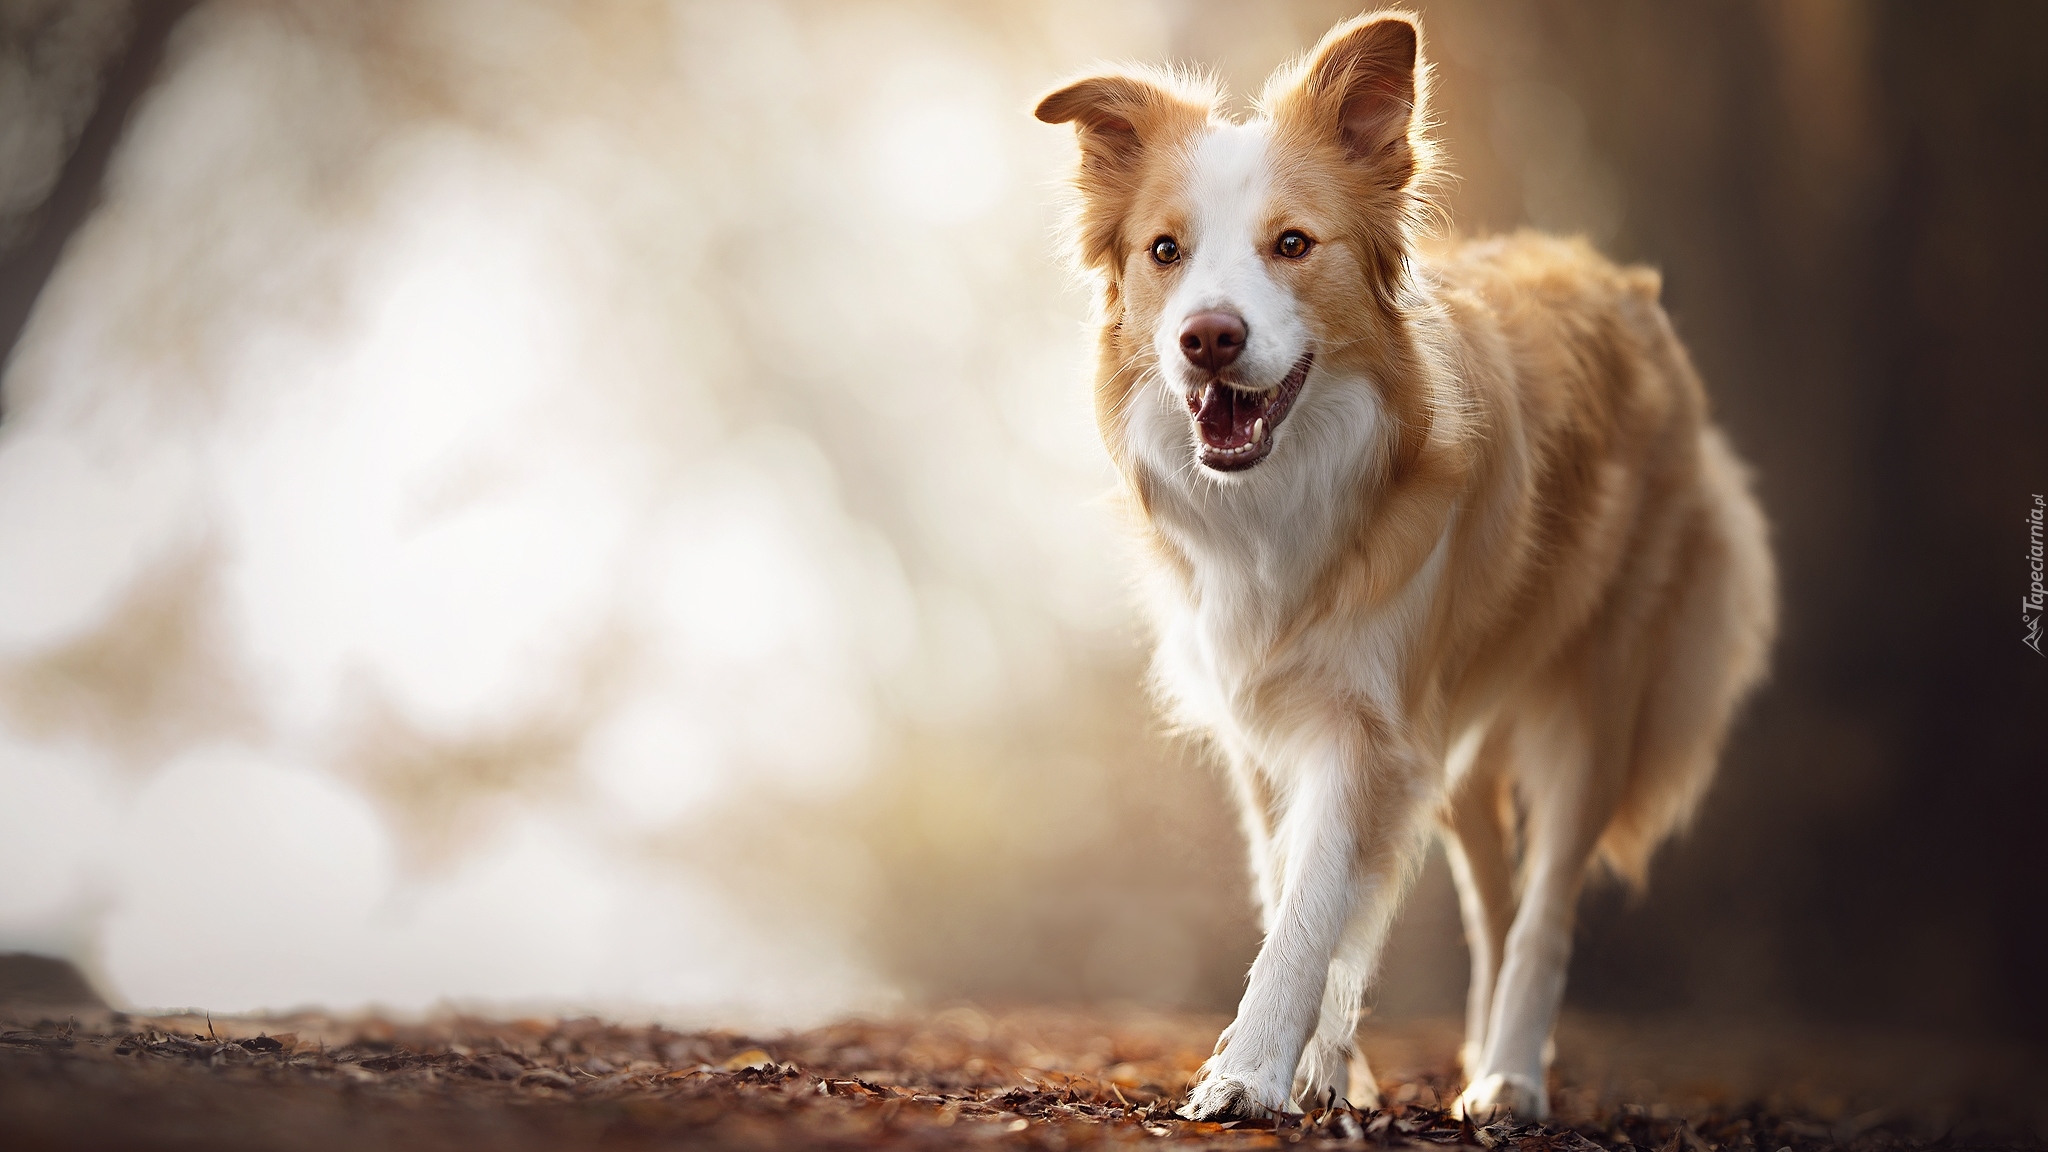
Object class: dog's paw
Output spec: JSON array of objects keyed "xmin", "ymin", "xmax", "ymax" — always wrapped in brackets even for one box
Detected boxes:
[
  {"xmin": 1454, "ymin": 1072, "xmax": 1547, "ymax": 1122},
  {"xmin": 1345, "ymin": 1056, "xmax": 1383, "ymax": 1110},
  {"xmin": 1291, "ymin": 1042, "xmax": 1343, "ymax": 1113},
  {"xmin": 1179, "ymin": 1075, "xmax": 1273, "ymax": 1122},
  {"xmin": 1292, "ymin": 1041, "xmax": 1379, "ymax": 1111},
  {"xmin": 1292, "ymin": 1071, "xmax": 1339, "ymax": 1114}
]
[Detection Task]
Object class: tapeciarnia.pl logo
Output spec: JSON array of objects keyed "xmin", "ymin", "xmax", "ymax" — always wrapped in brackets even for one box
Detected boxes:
[{"xmin": 2026, "ymin": 494, "xmax": 2045, "ymax": 656}]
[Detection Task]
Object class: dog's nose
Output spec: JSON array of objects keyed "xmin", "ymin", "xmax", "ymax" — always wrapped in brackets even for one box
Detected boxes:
[{"xmin": 1179, "ymin": 311, "xmax": 1247, "ymax": 373}]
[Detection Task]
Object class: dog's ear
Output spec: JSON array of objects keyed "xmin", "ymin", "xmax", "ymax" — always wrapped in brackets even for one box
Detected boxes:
[
  {"xmin": 1274, "ymin": 12, "xmax": 1427, "ymax": 190},
  {"xmin": 1033, "ymin": 74, "xmax": 1161, "ymax": 154},
  {"xmin": 1035, "ymin": 72, "xmax": 1211, "ymax": 273}
]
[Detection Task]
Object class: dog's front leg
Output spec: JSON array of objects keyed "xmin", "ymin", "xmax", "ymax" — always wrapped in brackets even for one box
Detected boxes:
[{"xmin": 1182, "ymin": 736, "xmax": 1365, "ymax": 1120}]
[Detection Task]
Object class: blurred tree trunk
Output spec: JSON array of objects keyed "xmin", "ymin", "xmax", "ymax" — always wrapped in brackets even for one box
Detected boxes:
[{"xmin": 0, "ymin": 0, "xmax": 194, "ymax": 416}]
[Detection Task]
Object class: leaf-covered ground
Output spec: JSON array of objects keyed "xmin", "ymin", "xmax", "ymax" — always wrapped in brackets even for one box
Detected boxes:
[{"xmin": 1, "ymin": 1005, "xmax": 2040, "ymax": 1151}]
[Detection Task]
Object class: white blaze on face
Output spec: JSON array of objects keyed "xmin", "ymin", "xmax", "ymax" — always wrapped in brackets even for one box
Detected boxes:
[{"xmin": 1152, "ymin": 124, "xmax": 1310, "ymax": 395}]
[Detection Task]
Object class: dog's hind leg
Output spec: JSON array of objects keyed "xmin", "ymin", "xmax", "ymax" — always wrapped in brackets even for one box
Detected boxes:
[
  {"xmin": 1442, "ymin": 722, "xmax": 1518, "ymax": 1079},
  {"xmin": 1456, "ymin": 703, "xmax": 1620, "ymax": 1123}
]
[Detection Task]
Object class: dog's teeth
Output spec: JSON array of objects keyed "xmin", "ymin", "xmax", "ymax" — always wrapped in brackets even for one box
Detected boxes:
[{"xmin": 1253, "ymin": 418, "xmax": 1266, "ymax": 444}]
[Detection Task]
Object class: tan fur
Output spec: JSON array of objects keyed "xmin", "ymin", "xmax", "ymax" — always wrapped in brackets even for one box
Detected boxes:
[{"xmin": 1037, "ymin": 10, "xmax": 1775, "ymax": 1121}]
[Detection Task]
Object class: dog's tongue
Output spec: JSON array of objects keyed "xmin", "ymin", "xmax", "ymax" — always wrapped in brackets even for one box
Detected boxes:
[{"xmin": 1195, "ymin": 382, "xmax": 1259, "ymax": 448}]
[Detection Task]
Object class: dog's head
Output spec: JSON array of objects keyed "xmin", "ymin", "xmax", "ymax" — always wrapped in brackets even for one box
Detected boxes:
[{"xmin": 1036, "ymin": 12, "xmax": 1436, "ymax": 479}]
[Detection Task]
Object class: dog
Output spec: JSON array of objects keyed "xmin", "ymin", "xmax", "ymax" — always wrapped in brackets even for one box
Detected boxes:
[{"xmin": 1034, "ymin": 10, "xmax": 1776, "ymax": 1122}]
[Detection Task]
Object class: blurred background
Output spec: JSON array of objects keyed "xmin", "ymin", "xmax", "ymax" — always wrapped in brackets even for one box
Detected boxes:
[{"xmin": 0, "ymin": 0, "xmax": 2042, "ymax": 1062}]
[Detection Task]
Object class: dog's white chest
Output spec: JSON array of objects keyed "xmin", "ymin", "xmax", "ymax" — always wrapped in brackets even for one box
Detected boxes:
[
  {"xmin": 1148, "ymin": 527, "xmax": 1327, "ymax": 750},
  {"xmin": 1148, "ymin": 512, "xmax": 1448, "ymax": 761}
]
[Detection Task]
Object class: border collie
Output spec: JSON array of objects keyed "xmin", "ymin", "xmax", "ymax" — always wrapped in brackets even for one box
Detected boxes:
[{"xmin": 1035, "ymin": 10, "xmax": 1776, "ymax": 1121}]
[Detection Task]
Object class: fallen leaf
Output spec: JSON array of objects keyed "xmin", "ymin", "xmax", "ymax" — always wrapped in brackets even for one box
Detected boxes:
[{"xmin": 718, "ymin": 1048, "xmax": 774, "ymax": 1072}]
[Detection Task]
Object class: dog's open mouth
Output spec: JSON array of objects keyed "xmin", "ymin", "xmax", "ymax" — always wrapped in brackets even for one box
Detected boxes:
[{"xmin": 1186, "ymin": 353, "xmax": 1313, "ymax": 472}]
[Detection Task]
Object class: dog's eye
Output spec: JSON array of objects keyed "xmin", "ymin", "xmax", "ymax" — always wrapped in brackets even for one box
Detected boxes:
[
  {"xmin": 1276, "ymin": 230, "xmax": 1312, "ymax": 259},
  {"xmin": 1151, "ymin": 236, "xmax": 1180, "ymax": 265}
]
